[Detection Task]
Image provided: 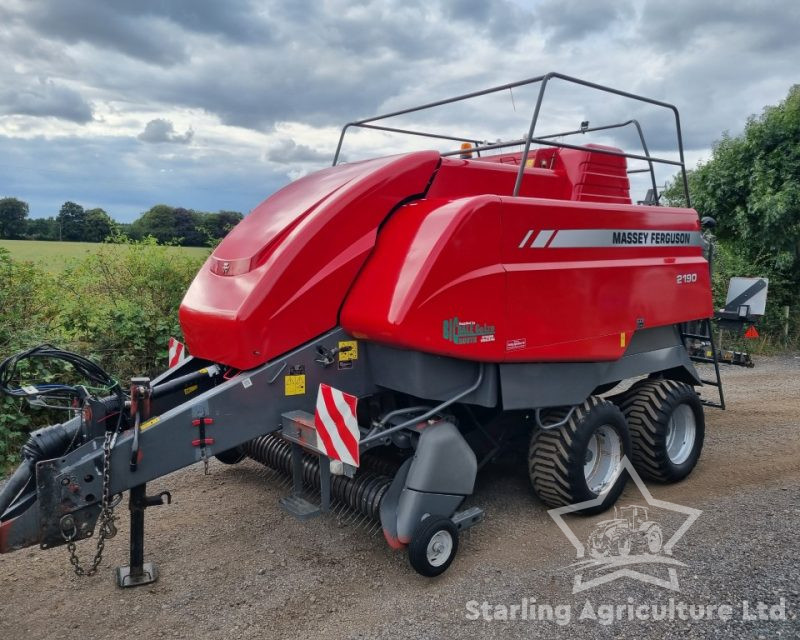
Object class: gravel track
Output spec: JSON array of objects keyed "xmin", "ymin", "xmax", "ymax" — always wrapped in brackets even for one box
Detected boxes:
[{"xmin": 1, "ymin": 355, "xmax": 798, "ymax": 639}]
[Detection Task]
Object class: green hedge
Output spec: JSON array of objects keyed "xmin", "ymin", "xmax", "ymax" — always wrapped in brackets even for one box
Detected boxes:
[{"xmin": 0, "ymin": 240, "xmax": 207, "ymax": 470}]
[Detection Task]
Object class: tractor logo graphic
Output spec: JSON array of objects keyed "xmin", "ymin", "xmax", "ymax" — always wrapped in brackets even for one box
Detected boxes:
[
  {"xmin": 548, "ymin": 457, "xmax": 702, "ymax": 593},
  {"xmin": 587, "ymin": 505, "xmax": 663, "ymax": 559}
]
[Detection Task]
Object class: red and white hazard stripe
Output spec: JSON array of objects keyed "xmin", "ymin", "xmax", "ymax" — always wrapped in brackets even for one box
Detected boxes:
[
  {"xmin": 314, "ymin": 384, "xmax": 360, "ymax": 467},
  {"xmin": 168, "ymin": 337, "xmax": 188, "ymax": 368}
]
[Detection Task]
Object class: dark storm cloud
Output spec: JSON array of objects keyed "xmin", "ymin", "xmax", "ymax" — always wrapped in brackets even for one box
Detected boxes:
[
  {"xmin": 138, "ymin": 119, "xmax": 194, "ymax": 144},
  {"xmin": 2, "ymin": 0, "xmax": 799, "ymax": 218},
  {"xmin": 97, "ymin": 0, "xmax": 269, "ymax": 43},
  {"xmin": 640, "ymin": 0, "xmax": 800, "ymax": 53},
  {"xmin": 0, "ymin": 76, "xmax": 93, "ymax": 122},
  {"xmin": 1, "ymin": 0, "xmax": 532, "ymax": 132},
  {"xmin": 534, "ymin": 0, "xmax": 633, "ymax": 43},
  {"xmin": 19, "ymin": 2, "xmax": 189, "ymax": 65}
]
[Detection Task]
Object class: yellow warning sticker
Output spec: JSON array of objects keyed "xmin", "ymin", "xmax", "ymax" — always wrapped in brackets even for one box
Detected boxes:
[
  {"xmin": 338, "ymin": 340, "xmax": 358, "ymax": 362},
  {"xmin": 284, "ymin": 374, "xmax": 306, "ymax": 396},
  {"xmin": 620, "ymin": 332, "xmax": 627, "ymax": 348},
  {"xmin": 140, "ymin": 416, "xmax": 160, "ymax": 431},
  {"xmin": 184, "ymin": 384, "xmax": 198, "ymax": 396}
]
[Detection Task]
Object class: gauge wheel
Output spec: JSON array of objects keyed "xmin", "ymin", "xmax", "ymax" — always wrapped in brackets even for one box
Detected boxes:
[{"xmin": 408, "ymin": 515, "xmax": 459, "ymax": 577}]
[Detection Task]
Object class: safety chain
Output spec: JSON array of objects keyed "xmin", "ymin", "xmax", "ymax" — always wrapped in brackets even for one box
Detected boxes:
[{"xmin": 65, "ymin": 429, "xmax": 119, "ymax": 576}]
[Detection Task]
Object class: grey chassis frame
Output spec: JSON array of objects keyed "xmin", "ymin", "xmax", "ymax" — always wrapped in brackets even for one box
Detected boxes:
[{"xmin": 1, "ymin": 322, "xmax": 700, "ymax": 557}]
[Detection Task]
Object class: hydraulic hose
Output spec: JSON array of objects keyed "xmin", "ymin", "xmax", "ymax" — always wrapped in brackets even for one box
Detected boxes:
[
  {"xmin": 0, "ymin": 420, "xmax": 81, "ymax": 519},
  {"xmin": 0, "ymin": 459, "xmax": 34, "ymax": 519}
]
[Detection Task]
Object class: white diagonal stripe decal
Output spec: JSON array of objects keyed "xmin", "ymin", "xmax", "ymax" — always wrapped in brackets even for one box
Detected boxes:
[
  {"xmin": 531, "ymin": 229, "xmax": 555, "ymax": 248},
  {"xmin": 316, "ymin": 392, "xmax": 356, "ymax": 465},
  {"xmin": 330, "ymin": 388, "xmax": 360, "ymax": 444}
]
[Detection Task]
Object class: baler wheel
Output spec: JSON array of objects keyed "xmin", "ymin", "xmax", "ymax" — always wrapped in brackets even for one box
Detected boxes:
[
  {"xmin": 528, "ymin": 396, "xmax": 630, "ymax": 515},
  {"xmin": 408, "ymin": 516, "xmax": 459, "ymax": 577},
  {"xmin": 620, "ymin": 379, "xmax": 705, "ymax": 482}
]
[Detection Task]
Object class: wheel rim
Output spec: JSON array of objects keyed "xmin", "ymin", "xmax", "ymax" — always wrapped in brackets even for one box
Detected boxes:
[
  {"xmin": 583, "ymin": 425, "xmax": 623, "ymax": 495},
  {"xmin": 426, "ymin": 530, "xmax": 453, "ymax": 567},
  {"xmin": 666, "ymin": 404, "xmax": 696, "ymax": 465}
]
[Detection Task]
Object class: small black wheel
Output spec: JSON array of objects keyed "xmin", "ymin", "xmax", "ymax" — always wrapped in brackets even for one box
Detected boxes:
[
  {"xmin": 408, "ymin": 515, "xmax": 459, "ymax": 577},
  {"xmin": 620, "ymin": 379, "xmax": 705, "ymax": 482},
  {"xmin": 215, "ymin": 445, "xmax": 247, "ymax": 465},
  {"xmin": 529, "ymin": 396, "xmax": 631, "ymax": 515}
]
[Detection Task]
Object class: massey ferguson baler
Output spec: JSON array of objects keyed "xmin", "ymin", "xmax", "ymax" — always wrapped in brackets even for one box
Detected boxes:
[{"xmin": 0, "ymin": 73, "xmax": 732, "ymax": 583}]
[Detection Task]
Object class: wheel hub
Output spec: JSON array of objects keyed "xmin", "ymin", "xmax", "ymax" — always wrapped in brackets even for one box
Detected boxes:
[
  {"xmin": 426, "ymin": 530, "xmax": 453, "ymax": 567},
  {"xmin": 665, "ymin": 404, "xmax": 696, "ymax": 465},
  {"xmin": 583, "ymin": 425, "xmax": 622, "ymax": 495}
]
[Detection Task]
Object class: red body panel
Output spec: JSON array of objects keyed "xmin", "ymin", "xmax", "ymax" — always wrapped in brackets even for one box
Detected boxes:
[
  {"xmin": 179, "ymin": 152, "xmax": 440, "ymax": 369},
  {"xmin": 340, "ymin": 195, "xmax": 710, "ymax": 362},
  {"xmin": 179, "ymin": 146, "xmax": 712, "ymax": 369}
]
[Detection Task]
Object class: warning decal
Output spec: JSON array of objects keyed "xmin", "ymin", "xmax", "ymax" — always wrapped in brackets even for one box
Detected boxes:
[{"xmin": 314, "ymin": 384, "xmax": 360, "ymax": 467}]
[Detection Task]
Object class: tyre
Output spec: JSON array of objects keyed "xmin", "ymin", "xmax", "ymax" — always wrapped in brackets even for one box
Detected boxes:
[
  {"xmin": 620, "ymin": 379, "xmax": 704, "ymax": 483},
  {"xmin": 408, "ymin": 515, "xmax": 459, "ymax": 577},
  {"xmin": 215, "ymin": 445, "xmax": 247, "ymax": 465},
  {"xmin": 528, "ymin": 396, "xmax": 631, "ymax": 515}
]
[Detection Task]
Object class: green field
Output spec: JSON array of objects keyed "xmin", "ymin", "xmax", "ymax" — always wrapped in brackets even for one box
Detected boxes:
[{"xmin": 0, "ymin": 239, "xmax": 209, "ymax": 272}]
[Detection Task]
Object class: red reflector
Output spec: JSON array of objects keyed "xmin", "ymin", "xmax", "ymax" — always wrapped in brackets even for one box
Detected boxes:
[
  {"xmin": 192, "ymin": 438, "xmax": 215, "ymax": 446},
  {"xmin": 744, "ymin": 325, "xmax": 759, "ymax": 339},
  {"xmin": 192, "ymin": 418, "xmax": 214, "ymax": 427}
]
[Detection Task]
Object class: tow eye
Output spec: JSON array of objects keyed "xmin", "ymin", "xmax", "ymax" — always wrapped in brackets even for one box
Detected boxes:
[{"xmin": 115, "ymin": 485, "xmax": 172, "ymax": 588}]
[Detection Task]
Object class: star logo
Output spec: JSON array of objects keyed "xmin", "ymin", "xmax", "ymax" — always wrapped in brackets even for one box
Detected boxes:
[{"xmin": 548, "ymin": 457, "xmax": 702, "ymax": 593}]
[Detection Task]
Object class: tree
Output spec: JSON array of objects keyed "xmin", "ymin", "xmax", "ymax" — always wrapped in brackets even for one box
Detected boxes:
[
  {"xmin": 83, "ymin": 208, "xmax": 116, "ymax": 242},
  {"xmin": 25, "ymin": 217, "xmax": 58, "ymax": 241},
  {"xmin": 57, "ymin": 201, "xmax": 86, "ymax": 241},
  {"xmin": 200, "ymin": 210, "xmax": 243, "ymax": 242},
  {"xmin": 663, "ymin": 84, "xmax": 800, "ymax": 335},
  {"xmin": 130, "ymin": 205, "xmax": 211, "ymax": 246},
  {"xmin": 665, "ymin": 85, "xmax": 800, "ymax": 269},
  {"xmin": 0, "ymin": 197, "xmax": 29, "ymax": 239},
  {"xmin": 131, "ymin": 205, "xmax": 178, "ymax": 244},
  {"xmin": 173, "ymin": 207, "xmax": 205, "ymax": 246}
]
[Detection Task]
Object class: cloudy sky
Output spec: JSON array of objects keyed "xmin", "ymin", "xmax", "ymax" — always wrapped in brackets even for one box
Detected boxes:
[{"xmin": 1, "ymin": 0, "xmax": 797, "ymax": 222}]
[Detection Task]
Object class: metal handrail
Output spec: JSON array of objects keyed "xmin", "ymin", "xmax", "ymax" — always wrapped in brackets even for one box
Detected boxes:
[{"xmin": 332, "ymin": 71, "xmax": 690, "ymax": 206}]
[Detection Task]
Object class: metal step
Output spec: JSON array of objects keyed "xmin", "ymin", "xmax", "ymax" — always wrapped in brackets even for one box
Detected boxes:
[{"xmin": 279, "ymin": 494, "xmax": 321, "ymax": 521}]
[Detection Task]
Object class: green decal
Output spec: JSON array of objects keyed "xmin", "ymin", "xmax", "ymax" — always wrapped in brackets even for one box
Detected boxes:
[{"xmin": 442, "ymin": 317, "xmax": 495, "ymax": 345}]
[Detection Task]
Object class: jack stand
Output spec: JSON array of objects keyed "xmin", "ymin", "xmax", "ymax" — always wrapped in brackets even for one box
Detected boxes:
[{"xmin": 116, "ymin": 484, "xmax": 171, "ymax": 588}]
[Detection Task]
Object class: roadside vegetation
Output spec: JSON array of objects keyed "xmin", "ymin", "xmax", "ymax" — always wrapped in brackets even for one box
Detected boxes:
[
  {"xmin": 0, "ymin": 239, "xmax": 206, "ymax": 471},
  {"xmin": 663, "ymin": 84, "xmax": 800, "ymax": 345}
]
